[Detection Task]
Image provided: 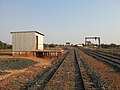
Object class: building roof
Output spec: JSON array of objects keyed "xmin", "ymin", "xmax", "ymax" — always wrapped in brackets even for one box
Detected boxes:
[{"xmin": 11, "ymin": 31, "xmax": 44, "ymax": 36}]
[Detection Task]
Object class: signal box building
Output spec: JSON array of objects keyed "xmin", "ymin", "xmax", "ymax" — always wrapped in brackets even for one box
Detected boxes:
[{"xmin": 11, "ymin": 31, "xmax": 44, "ymax": 56}]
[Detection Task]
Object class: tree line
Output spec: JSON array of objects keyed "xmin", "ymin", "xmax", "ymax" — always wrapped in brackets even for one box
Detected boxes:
[
  {"xmin": 101, "ymin": 43, "xmax": 120, "ymax": 48},
  {"xmin": 0, "ymin": 41, "xmax": 12, "ymax": 49},
  {"xmin": 0, "ymin": 40, "xmax": 119, "ymax": 49},
  {"xmin": 44, "ymin": 43, "xmax": 57, "ymax": 48}
]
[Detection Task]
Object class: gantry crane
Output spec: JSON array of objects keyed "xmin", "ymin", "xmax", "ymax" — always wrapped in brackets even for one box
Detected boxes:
[{"xmin": 85, "ymin": 37, "xmax": 100, "ymax": 48}]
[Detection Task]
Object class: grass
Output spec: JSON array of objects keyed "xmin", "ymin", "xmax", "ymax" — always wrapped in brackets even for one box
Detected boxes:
[
  {"xmin": 0, "ymin": 49, "xmax": 12, "ymax": 55},
  {"xmin": 0, "ymin": 58, "xmax": 38, "ymax": 70},
  {"xmin": 0, "ymin": 49, "xmax": 12, "ymax": 52}
]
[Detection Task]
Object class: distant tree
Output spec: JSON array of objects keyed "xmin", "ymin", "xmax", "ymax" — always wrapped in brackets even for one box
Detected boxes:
[
  {"xmin": 109, "ymin": 43, "xmax": 117, "ymax": 48},
  {"xmin": 3, "ymin": 43, "xmax": 7, "ymax": 49},
  {"xmin": 0, "ymin": 41, "xmax": 2, "ymax": 49},
  {"xmin": 49, "ymin": 43, "xmax": 56, "ymax": 48},
  {"xmin": 118, "ymin": 45, "xmax": 120, "ymax": 48},
  {"xmin": 44, "ymin": 43, "xmax": 49, "ymax": 49},
  {"xmin": 101, "ymin": 44, "xmax": 109, "ymax": 48},
  {"xmin": 101, "ymin": 43, "xmax": 119, "ymax": 48},
  {"xmin": 0, "ymin": 41, "xmax": 12, "ymax": 49},
  {"xmin": 44, "ymin": 43, "xmax": 57, "ymax": 48},
  {"xmin": 7, "ymin": 44, "xmax": 12, "ymax": 49}
]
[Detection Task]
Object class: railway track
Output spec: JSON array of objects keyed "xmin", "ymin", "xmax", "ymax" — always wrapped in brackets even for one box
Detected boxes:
[
  {"xmin": 94, "ymin": 50, "xmax": 120, "ymax": 60},
  {"xmin": 44, "ymin": 49, "xmax": 85, "ymax": 90},
  {"xmin": 21, "ymin": 49, "xmax": 86, "ymax": 90},
  {"xmin": 80, "ymin": 48, "xmax": 120, "ymax": 72},
  {"xmin": 90, "ymin": 51, "xmax": 120, "ymax": 65},
  {"xmin": 20, "ymin": 50, "xmax": 70, "ymax": 90},
  {"xmin": 98, "ymin": 50, "xmax": 120, "ymax": 57}
]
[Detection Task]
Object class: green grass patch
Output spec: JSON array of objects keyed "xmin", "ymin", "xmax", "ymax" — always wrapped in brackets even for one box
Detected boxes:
[
  {"xmin": 0, "ymin": 58, "xmax": 38, "ymax": 70},
  {"xmin": 0, "ymin": 49, "xmax": 12, "ymax": 52}
]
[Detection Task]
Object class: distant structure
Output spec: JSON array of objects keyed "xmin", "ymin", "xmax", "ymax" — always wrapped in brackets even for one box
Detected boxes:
[
  {"xmin": 66, "ymin": 41, "xmax": 70, "ymax": 46},
  {"xmin": 85, "ymin": 36, "xmax": 100, "ymax": 48},
  {"xmin": 11, "ymin": 31, "xmax": 44, "ymax": 56}
]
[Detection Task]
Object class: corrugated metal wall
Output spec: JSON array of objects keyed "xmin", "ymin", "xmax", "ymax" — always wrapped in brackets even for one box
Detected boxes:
[
  {"xmin": 12, "ymin": 32, "xmax": 44, "ymax": 51},
  {"xmin": 12, "ymin": 32, "xmax": 35, "ymax": 51}
]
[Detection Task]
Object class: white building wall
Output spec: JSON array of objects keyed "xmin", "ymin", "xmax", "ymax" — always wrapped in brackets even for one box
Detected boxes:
[{"xmin": 35, "ymin": 33, "xmax": 44, "ymax": 50}]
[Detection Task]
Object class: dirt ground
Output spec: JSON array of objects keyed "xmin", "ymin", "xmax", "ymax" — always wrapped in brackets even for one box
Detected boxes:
[
  {"xmin": 0, "ymin": 49, "xmax": 120, "ymax": 90},
  {"xmin": 78, "ymin": 50, "xmax": 120, "ymax": 90},
  {"xmin": 0, "ymin": 55, "xmax": 57, "ymax": 90}
]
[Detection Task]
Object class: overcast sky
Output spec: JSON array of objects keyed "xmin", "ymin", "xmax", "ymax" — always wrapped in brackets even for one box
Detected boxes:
[{"xmin": 0, "ymin": 0, "xmax": 120, "ymax": 44}]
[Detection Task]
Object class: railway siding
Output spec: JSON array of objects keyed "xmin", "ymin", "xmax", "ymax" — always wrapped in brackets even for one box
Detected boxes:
[
  {"xmin": 76, "ymin": 49, "xmax": 107, "ymax": 90},
  {"xmin": 78, "ymin": 47, "xmax": 120, "ymax": 89},
  {"xmin": 85, "ymin": 50, "xmax": 120, "ymax": 72},
  {"xmin": 79, "ymin": 47, "xmax": 120, "ymax": 72}
]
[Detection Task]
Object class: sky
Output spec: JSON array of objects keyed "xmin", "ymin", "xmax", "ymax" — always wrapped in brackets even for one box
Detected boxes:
[{"xmin": 0, "ymin": 0, "xmax": 120, "ymax": 44}]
